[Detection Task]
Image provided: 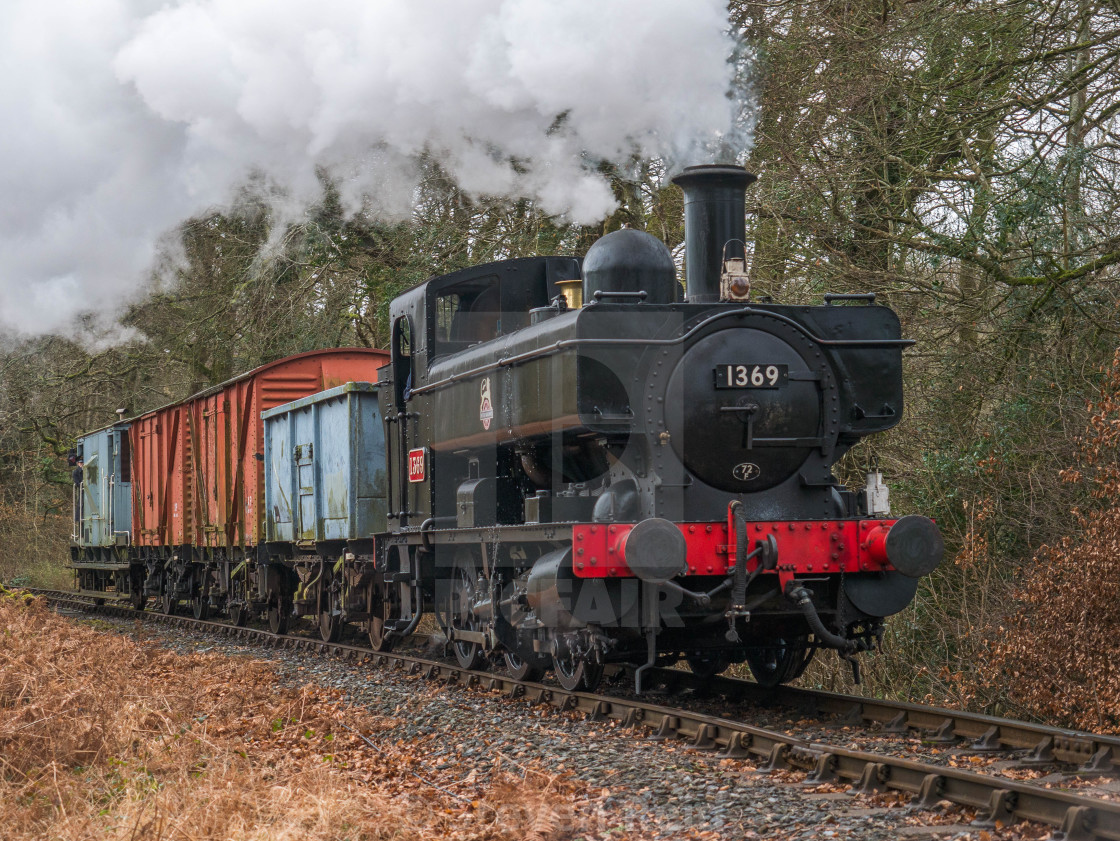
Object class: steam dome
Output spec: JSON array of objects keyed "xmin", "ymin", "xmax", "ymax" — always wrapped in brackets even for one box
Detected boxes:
[{"xmin": 582, "ymin": 229, "xmax": 677, "ymax": 305}]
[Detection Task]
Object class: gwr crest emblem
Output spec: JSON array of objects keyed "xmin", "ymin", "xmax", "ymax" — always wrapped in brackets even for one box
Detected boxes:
[{"xmin": 480, "ymin": 377, "xmax": 494, "ymax": 430}]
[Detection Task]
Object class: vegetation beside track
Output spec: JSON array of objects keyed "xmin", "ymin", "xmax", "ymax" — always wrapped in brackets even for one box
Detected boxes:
[
  {"xmin": 0, "ymin": 595, "xmax": 588, "ymax": 841},
  {"xmin": 963, "ymin": 349, "xmax": 1120, "ymax": 732}
]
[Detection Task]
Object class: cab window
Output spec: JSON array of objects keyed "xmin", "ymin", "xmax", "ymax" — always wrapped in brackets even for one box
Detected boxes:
[{"xmin": 432, "ymin": 275, "xmax": 501, "ymax": 358}]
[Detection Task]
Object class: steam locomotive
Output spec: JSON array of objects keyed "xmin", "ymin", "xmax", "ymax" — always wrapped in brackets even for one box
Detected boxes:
[{"xmin": 67, "ymin": 164, "xmax": 943, "ymax": 692}]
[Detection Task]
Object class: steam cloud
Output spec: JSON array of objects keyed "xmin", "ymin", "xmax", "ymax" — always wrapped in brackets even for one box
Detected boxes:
[{"xmin": 0, "ymin": 0, "xmax": 749, "ymax": 336}]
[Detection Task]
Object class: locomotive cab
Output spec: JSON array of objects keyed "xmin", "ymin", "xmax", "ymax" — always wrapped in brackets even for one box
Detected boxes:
[{"xmin": 379, "ymin": 256, "xmax": 583, "ymax": 528}]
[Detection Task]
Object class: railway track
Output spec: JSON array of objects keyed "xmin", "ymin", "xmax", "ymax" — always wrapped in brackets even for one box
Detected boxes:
[{"xmin": 31, "ymin": 587, "xmax": 1120, "ymax": 840}]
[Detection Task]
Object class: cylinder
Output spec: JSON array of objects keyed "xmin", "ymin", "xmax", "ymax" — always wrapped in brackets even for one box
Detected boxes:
[
  {"xmin": 526, "ymin": 547, "xmax": 579, "ymax": 628},
  {"xmin": 671, "ymin": 164, "xmax": 757, "ymax": 303}
]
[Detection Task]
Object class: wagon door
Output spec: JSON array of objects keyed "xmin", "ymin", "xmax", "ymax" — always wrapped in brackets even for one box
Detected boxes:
[
  {"xmin": 203, "ymin": 397, "xmax": 223, "ymax": 547},
  {"xmin": 294, "ymin": 447, "xmax": 316, "ymax": 542},
  {"xmin": 135, "ymin": 421, "xmax": 157, "ymax": 543},
  {"xmin": 294, "ymin": 402, "xmax": 318, "ymax": 543},
  {"xmin": 82, "ymin": 435, "xmax": 104, "ymax": 545}
]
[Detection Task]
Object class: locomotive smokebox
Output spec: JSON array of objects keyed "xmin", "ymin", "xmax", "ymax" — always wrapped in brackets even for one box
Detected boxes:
[{"xmin": 672, "ymin": 164, "xmax": 757, "ymax": 303}]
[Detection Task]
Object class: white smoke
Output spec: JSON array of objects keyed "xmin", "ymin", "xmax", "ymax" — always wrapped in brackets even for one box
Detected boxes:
[{"xmin": 0, "ymin": 0, "xmax": 749, "ymax": 336}]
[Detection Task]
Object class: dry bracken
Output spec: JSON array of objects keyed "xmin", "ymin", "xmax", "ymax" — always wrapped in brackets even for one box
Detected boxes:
[
  {"xmin": 971, "ymin": 348, "xmax": 1120, "ymax": 731},
  {"xmin": 0, "ymin": 596, "xmax": 585, "ymax": 841}
]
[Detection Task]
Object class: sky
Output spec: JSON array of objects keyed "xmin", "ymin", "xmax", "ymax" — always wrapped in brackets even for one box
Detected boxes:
[{"xmin": 0, "ymin": 0, "xmax": 748, "ymax": 337}]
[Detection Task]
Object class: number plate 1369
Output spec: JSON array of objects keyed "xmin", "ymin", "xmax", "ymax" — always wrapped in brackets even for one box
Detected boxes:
[{"xmin": 714, "ymin": 363, "xmax": 789, "ymax": 389}]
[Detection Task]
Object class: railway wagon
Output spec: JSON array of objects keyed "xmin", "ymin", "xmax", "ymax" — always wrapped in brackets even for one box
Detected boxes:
[
  {"xmin": 262, "ymin": 381, "xmax": 388, "ymax": 547},
  {"xmin": 260, "ymin": 381, "xmax": 388, "ymax": 640},
  {"xmin": 69, "ymin": 419, "xmax": 133, "ymax": 595},
  {"xmin": 68, "ymin": 349, "xmax": 389, "ymax": 611}
]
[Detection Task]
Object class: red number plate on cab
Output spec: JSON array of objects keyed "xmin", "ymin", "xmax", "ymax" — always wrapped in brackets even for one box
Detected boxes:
[{"xmin": 408, "ymin": 448, "xmax": 426, "ymax": 482}]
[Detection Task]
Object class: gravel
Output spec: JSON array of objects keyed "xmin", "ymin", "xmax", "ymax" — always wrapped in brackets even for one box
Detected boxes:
[{"xmin": 64, "ymin": 610, "xmax": 1038, "ymax": 840}]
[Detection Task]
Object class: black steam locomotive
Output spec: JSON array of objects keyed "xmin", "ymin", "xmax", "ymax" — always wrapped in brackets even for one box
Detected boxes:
[{"xmin": 371, "ymin": 164, "xmax": 942, "ymax": 691}]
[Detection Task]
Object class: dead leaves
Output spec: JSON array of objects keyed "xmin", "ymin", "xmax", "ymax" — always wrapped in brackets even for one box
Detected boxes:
[
  {"xmin": 954, "ymin": 348, "xmax": 1120, "ymax": 733},
  {"xmin": 0, "ymin": 599, "xmax": 585, "ymax": 840}
]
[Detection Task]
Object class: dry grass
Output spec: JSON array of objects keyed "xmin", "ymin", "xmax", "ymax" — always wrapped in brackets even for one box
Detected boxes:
[{"xmin": 0, "ymin": 589, "xmax": 588, "ymax": 841}]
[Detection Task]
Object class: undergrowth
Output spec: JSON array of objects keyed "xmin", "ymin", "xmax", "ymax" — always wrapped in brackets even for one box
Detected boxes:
[
  {"xmin": 0, "ymin": 594, "xmax": 587, "ymax": 840},
  {"xmin": 796, "ymin": 347, "xmax": 1120, "ymax": 728},
  {"xmin": 0, "ymin": 505, "xmax": 70, "ymax": 589},
  {"xmin": 963, "ymin": 348, "xmax": 1120, "ymax": 731}
]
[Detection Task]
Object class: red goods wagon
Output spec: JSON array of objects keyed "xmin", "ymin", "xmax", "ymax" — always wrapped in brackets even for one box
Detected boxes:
[{"xmin": 131, "ymin": 349, "xmax": 388, "ymax": 551}]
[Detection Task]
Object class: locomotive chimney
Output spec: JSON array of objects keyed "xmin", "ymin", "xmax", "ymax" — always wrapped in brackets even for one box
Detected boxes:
[{"xmin": 671, "ymin": 164, "xmax": 757, "ymax": 303}]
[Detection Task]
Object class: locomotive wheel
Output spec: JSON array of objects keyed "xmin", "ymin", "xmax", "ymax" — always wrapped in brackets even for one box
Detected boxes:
[
  {"xmin": 159, "ymin": 587, "xmax": 176, "ymax": 615},
  {"xmin": 130, "ymin": 588, "xmax": 147, "ymax": 612},
  {"xmin": 685, "ymin": 651, "xmax": 731, "ymax": 681},
  {"xmin": 504, "ymin": 650, "xmax": 547, "ymax": 682},
  {"xmin": 191, "ymin": 594, "xmax": 209, "ymax": 621},
  {"xmin": 745, "ymin": 636, "xmax": 813, "ymax": 688},
  {"xmin": 553, "ymin": 652, "xmax": 604, "ymax": 693},
  {"xmin": 788, "ymin": 640, "xmax": 817, "ymax": 682},
  {"xmin": 366, "ymin": 581, "xmax": 398, "ymax": 652},
  {"xmin": 444, "ymin": 562, "xmax": 485, "ymax": 671},
  {"xmin": 267, "ymin": 590, "xmax": 291, "ymax": 635}
]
